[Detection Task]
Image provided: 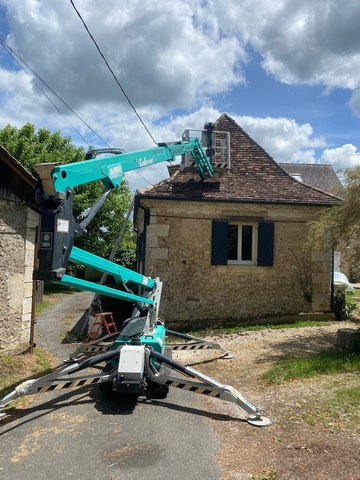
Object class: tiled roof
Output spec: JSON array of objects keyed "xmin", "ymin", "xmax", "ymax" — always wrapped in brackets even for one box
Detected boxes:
[
  {"xmin": 0, "ymin": 144, "xmax": 36, "ymax": 202},
  {"xmin": 278, "ymin": 163, "xmax": 343, "ymax": 196},
  {"xmin": 138, "ymin": 114, "xmax": 341, "ymax": 206},
  {"xmin": 0, "ymin": 144, "xmax": 36, "ymax": 187}
]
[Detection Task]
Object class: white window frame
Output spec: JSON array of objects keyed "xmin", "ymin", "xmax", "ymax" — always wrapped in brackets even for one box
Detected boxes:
[{"xmin": 227, "ymin": 223, "xmax": 257, "ymax": 265}]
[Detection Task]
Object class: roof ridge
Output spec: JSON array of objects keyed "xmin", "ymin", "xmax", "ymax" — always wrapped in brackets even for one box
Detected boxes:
[
  {"xmin": 137, "ymin": 114, "xmax": 341, "ymax": 206},
  {"xmin": 216, "ymin": 113, "xmax": 277, "ymax": 164},
  {"xmin": 278, "ymin": 162, "xmax": 334, "ymax": 167}
]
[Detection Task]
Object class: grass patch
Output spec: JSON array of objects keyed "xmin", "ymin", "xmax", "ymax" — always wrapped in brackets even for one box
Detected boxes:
[
  {"xmin": 60, "ymin": 331, "xmax": 86, "ymax": 343},
  {"xmin": 35, "ymin": 299, "xmax": 52, "ymax": 315},
  {"xmin": 35, "ymin": 281, "xmax": 80, "ymax": 316},
  {"xmin": 183, "ymin": 319, "xmax": 334, "ymax": 338},
  {"xmin": 334, "ymin": 384, "xmax": 360, "ymax": 410},
  {"xmin": 302, "ymin": 383, "xmax": 360, "ymax": 430},
  {"xmin": 0, "ymin": 348, "xmax": 55, "ymax": 401},
  {"xmin": 261, "ymin": 348, "xmax": 360, "ymax": 385},
  {"xmin": 43, "ymin": 281, "xmax": 80, "ymax": 295},
  {"xmin": 250, "ymin": 467, "xmax": 278, "ymax": 480},
  {"xmin": 261, "ymin": 346, "xmax": 360, "ymax": 431}
]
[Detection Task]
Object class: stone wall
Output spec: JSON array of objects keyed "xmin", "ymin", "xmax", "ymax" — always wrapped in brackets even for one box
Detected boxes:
[
  {"xmin": 0, "ymin": 199, "xmax": 37, "ymax": 350},
  {"xmin": 135, "ymin": 199, "xmax": 332, "ymax": 325}
]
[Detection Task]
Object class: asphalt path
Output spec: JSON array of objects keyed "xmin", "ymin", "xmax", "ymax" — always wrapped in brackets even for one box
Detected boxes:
[{"xmin": 0, "ymin": 291, "xmax": 222, "ymax": 480}]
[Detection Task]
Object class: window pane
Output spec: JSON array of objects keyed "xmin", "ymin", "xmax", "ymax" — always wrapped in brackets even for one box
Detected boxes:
[
  {"xmin": 241, "ymin": 225, "xmax": 253, "ymax": 261},
  {"xmin": 228, "ymin": 224, "xmax": 238, "ymax": 260}
]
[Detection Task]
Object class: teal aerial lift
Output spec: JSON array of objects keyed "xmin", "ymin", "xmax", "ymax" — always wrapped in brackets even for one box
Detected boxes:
[{"xmin": 0, "ymin": 124, "xmax": 271, "ymax": 427}]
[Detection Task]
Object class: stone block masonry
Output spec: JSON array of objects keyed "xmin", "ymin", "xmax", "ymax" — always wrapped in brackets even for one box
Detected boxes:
[
  {"xmin": 0, "ymin": 199, "xmax": 37, "ymax": 350},
  {"xmin": 136, "ymin": 199, "xmax": 333, "ymax": 325}
]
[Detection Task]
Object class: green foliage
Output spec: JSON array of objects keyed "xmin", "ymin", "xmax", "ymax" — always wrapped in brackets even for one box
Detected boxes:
[
  {"xmin": 73, "ymin": 179, "xmax": 133, "ymax": 259},
  {"xmin": 43, "ymin": 282, "xmax": 80, "ymax": 295},
  {"xmin": 35, "ymin": 299, "xmax": 52, "ymax": 315},
  {"xmin": 251, "ymin": 467, "xmax": 278, "ymax": 480},
  {"xmin": 116, "ymin": 240, "xmax": 137, "ymax": 270},
  {"xmin": 0, "ymin": 123, "xmax": 84, "ymax": 172},
  {"xmin": 0, "ymin": 123, "xmax": 135, "ymax": 261},
  {"xmin": 302, "ymin": 383, "xmax": 360, "ymax": 429},
  {"xmin": 332, "ymin": 293, "xmax": 358, "ymax": 320},
  {"xmin": 261, "ymin": 348, "xmax": 360, "ymax": 385},
  {"xmin": 0, "ymin": 348, "xmax": 54, "ymax": 398},
  {"xmin": 349, "ymin": 262, "xmax": 359, "ymax": 283},
  {"xmin": 307, "ymin": 165, "xmax": 360, "ymax": 262}
]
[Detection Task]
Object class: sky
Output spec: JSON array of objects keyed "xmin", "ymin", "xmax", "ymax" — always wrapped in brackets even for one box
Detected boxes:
[{"xmin": 1, "ymin": 0, "xmax": 360, "ymax": 192}]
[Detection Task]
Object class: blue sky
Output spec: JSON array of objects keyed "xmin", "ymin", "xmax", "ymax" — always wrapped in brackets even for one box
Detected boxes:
[{"xmin": 1, "ymin": 0, "xmax": 360, "ymax": 192}]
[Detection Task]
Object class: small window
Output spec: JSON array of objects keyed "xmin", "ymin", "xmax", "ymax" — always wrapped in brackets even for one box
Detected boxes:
[
  {"xmin": 228, "ymin": 223, "xmax": 257, "ymax": 265},
  {"xmin": 211, "ymin": 220, "xmax": 274, "ymax": 266}
]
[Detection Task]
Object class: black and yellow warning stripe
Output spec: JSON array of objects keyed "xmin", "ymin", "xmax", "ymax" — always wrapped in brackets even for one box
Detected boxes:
[
  {"xmin": 172, "ymin": 344, "xmax": 211, "ymax": 351},
  {"xmin": 37, "ymin": 377, "xmax": 102, "ymax": 393},
  {"xmin": 165, "ymin": 380, "xmax": 220, "ymax": 397},
  {"xmin": 212, "ymin": 162, "xmax": 228, "ymax": 169},
  {"xmin": 82, "ymin": 345, "xmax": 112, "ymax": 353},
  {"xmin": 189, "ymin": 161, "xmax": 228, "ymax": 169}
]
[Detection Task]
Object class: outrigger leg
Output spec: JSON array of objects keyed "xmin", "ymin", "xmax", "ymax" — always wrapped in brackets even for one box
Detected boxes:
[
  {"xmin": 0, "ymin": 350, "xmax": 120, "ymax": 414},
  {"xmin": 146, "ymin": 349, "xmax": 271, "ymax": 427},
  {"xmin": 1, "ymin": 346, "xmax": 271, "ymax": 427},
  {"xmin": 166, "ymin": 330, "xmax": 233, "ymax": 359},
  {"xmin": 65, "ymin": 328, "xmax": 233, "ymax": 363}
]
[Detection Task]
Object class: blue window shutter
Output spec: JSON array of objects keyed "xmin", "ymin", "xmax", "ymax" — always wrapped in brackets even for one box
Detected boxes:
[
  {"xmin": 258, "ymin": 222, "xmax": 274, "ymax": 266},
  {"xmin": 211, "ymin": 220, "xmax": 228, "ymax": 265}
]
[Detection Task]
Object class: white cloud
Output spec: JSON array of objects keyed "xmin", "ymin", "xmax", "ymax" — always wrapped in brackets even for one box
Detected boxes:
[
  {"xmin": 1, "ymin": 0, "xmax": 360, "ymax": 193},
  {"xmin": 2, "ymin": 0, "xmax": 360, "ymax": 120},
  {"xmin": 124, "ymin": 105, "xmax": 221, "ymax": 190},
  {"xmin": 0, "ymin": 0, "xmax": 246, "ymax": 114},
  {"xmin": 218, "ymin": 0, "xmax": 360, "ymax": 90},
  {"xmin": 2, "ymin": 0, "xmax": 360, "ymax": 111},
  {"xmin": 319, "ymin": 144, "xmax": 360, "ymax": 172},
  {"xmin": 230, "ymin": 114, "xmax": 326, "ymax": 163}
]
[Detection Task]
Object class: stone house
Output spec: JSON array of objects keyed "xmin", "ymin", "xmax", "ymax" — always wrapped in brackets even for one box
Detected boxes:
[
  {"xmin": 0, "ymin": 145, "xmax": 38, "ymax": 350},
  {"xmin": 134, "ymin": 114, "xmax": 341, "ymax": 327}
]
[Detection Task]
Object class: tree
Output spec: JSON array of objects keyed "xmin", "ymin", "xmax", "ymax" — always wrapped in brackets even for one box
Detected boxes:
[
  {"xmin": 0, "ymin": 123, "xmax": 134, "ymax": 263},
  {"xmin": 307, "ymin": 166, "xmax": 360, "ymax": 263},
  {"xmin": 73, "ymin": 180, "xmax": 134, "ymax": 262},
  {"xmin": 0, "ymin": 123, "xmax": 84, "ymax": 170}
]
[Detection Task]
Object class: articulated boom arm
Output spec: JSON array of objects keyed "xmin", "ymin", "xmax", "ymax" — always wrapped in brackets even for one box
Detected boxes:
[
  {"xmin": 33, "ymin": 135, "xmax": 213, "ymax": 311},
  {"xmin": 36, "ymin": 137, "xmax": 213, "ymax": 196}
]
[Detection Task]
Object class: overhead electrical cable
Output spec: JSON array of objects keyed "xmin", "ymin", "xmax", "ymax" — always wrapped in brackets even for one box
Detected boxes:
[
  {"xmin": 0, "ymin": 26, "xmax": 156, "ymax": 187},
  {"xmin": 69, "ymin": 0, "xmax": 158, "ymax": 146},
  {"xmin": 0, "ymin": 35, "xmax": 110, "ymax": 147}
]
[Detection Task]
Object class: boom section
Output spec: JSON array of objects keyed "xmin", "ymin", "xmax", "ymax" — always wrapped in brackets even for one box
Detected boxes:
[{"xmin": 35, "ymin": 138, "xmax": 213, "ymax": 196}]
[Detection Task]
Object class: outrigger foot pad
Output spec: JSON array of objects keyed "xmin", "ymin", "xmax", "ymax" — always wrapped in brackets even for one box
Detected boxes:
[
  {"xmin": 247, "ymin": 414, "xmax": 272, "ymax": 427},
  {"xmin": 220, "ymin": 352, "xmax": 234, "ymax": 359}
]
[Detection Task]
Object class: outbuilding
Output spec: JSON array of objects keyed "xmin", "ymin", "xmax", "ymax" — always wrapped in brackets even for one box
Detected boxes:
[{"xmin": 0, "ymin": 145, "xmax": 38, "ymax": 350}]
